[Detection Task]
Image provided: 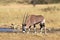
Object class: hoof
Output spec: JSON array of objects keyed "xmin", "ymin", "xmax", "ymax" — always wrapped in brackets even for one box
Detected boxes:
[{"xmin": 23, "ymin": 31, "xmax": 25, "ymax": 33}]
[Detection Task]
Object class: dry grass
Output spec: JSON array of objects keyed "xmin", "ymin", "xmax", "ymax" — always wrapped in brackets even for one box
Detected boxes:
[
  {"xmin": 0, "ymin": 4, "xmax": 60, "ymax": 40},
  {"xmin": 0, "ymin": 32, "xmax": 60, "ymax": 40},
  {"xmin": 0, "ymin": 4, "xmax": 60, "ymax": 27}
]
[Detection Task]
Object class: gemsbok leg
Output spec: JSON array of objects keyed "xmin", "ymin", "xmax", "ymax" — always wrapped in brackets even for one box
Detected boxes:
[
  {"xmin": 40, "ymin": 23, "xmax": 43, "ymax": 33},
  {"xmin": 27, "ymin": 26, "xmax": 31, "ymax": 33},
  {"xmin": 40, "ymin": 23, "xmax": 46, "ymax": 34},
  {"xmin": 34, "ymin": 24, "xmax": 36, "ymax": 33}
]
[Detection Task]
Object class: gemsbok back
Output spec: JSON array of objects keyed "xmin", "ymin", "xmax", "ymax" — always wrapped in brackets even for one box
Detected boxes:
[{"xmin": 22, "ymin": 14, "xmax": 46, "ymax": 33}]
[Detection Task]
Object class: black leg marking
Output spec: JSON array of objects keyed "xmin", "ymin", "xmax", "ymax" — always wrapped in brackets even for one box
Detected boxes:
[
  {"xmin": 40, "ymin": 23, "xmax": 43, "ymax": 30},
  {"xmin": 40, "ymin": 23, "xmax": 45, "ymax": 29},
  {"xmin": 34, "ymin": 24, "xmax": 36, "ymax": 28},
  {"xmin": 29, "ymin": 26, "xmax": 31, "ymax": 28}
]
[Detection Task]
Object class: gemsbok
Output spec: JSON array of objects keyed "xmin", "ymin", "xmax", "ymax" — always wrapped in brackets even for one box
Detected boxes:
[{"xmin": 22, "ymin": 14, "xmax": 46, "ymax": 33}]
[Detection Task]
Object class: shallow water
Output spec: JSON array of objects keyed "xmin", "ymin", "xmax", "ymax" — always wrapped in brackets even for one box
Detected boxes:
[{"xmin": 0, "ymin": 28, "xmax": 17, "ymax": 32}]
